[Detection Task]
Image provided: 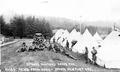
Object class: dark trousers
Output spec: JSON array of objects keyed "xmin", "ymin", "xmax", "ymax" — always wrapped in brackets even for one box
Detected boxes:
[
  {"xmin": 92, "ymin": 54, "xmax": 97, "ymax": 64},
  {"xmin": 85, "ymin": 54, "xmax": 89, "ymax": 63}
]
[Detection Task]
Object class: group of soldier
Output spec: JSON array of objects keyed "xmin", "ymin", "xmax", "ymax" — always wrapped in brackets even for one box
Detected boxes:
[
  {"xmin": 16, "ymin": 33, "xmax": 98, "ymax": 66},
  {"xmin": 16, "ymin": 33, "xmax": 66, "ymax": 54},
  {"xmin": 84, "ymin": 46, "xmax": 97, "ymax": 65},
  {"xmin": 17, "ymin": 39, "xmax": 60, "ymax": 53}
]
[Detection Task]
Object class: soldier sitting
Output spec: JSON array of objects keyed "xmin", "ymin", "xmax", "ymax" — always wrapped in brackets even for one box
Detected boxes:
[
  {"xmin": 29, "ymin": 41, "xmax": 42, "ymax": 51},
  {"xmin": 38, "ymin": 43, "xmax": 46, "ymax": 50},
  {"xmin": 49, "ymin": 43, "xmax": 60, "ymax": 53},
  {"xmin": 28, "ymin": 42, "xmax": 36, "ymax": 52},
  {"xmin": 17, "ymin": 42, "xmax": 28, "ymax": 52},
  {"xmin": 44, "ymin": 39, "xmax": 50, "ymax": 49},
  {"xmin": 49, "ymin": 43, "xmax": 55, "ymax": 51}
]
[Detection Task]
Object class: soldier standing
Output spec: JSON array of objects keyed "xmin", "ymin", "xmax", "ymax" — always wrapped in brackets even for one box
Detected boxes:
[
  {"xmin": 66, "ymin": 40, "xmax": 69, "ymax": 49},
  {"xmin": 85, "ymin": 47, "xmax": 89, "ymax": 63},
  {"xmin": 53, "ymin": 38, "xmax": 55, "ymax": 43},
  {"xmin": 91, "ymin": 47, "xmax": 97, "ymax": 65}
]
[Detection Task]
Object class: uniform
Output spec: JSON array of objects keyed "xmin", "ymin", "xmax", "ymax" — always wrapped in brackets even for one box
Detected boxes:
[
  {"xmin": 91, "ymin": 47, "xmax": 97, "ymax": 64},
  {"xmin": 17, "ymin": 42, "xmax": 28, "ymax": 52},
  {"xmin": 85, "ymin": 47, "xmax": 89, "ymax": 63},
  {"xmin": 66, "ymin": 40, "xmax": 69, "ymax": 49}
]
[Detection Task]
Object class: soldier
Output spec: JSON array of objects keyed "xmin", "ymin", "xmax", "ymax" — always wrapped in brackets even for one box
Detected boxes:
[
  {"xmin": 57, "ymin": 37, "xmax": 61, "ymax": 42},
  {"xmin": 62, "ymin": 38, "xmax": 65, "ymax": 43},
  {"xmin": 84, "ymin": 47, "xmax": 89, "ymax": 63},
  {"xmin": 28, "ymin": 42, "xmax": 36, "ymax": 51},
  {"xmin": 49, "ymin": 43, "xmax": 56, "ymax": 52},
  {"xmin": 71, "ymin": 41, "xmax": 77, "ymax": 48},
  {"xmin": 53, "ymin": 43, "xmax": 59, "ymax": 53},
  {"xmin": 66, "ymin": 40, "xmax": 69, "ymax": 50},
  {"xmin": 17, "ymin": 42, "xmax": 28, "ymax": 52},
  {"xmin": 53, "ymin": 38, "xmax": 55, "ymax": 43},
  {"xmin": 44, "ymin": 39, "xmax": 50, "ymax": 49},
  {"xmin": 91, "ymin": 47, "xmax": 97, "ymax": 65},
  {"xmin": 32, "ymin": 33, "xmax": 45, "ymax": 51}
]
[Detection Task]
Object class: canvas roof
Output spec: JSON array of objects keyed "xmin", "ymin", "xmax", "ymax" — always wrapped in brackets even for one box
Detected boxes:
[
  {"xmin": 97, "ymin": 31, "xmax": 120, "ymax": 68},
  {"xmin": 67, "ymin": 29, "xmax": 81, "ymax": 48},
  {"xmin": 57, "ymin": 29, "xmax": 69, "ymax": 44},
  {"xmin": 50, "ymin": 29, "xmax": 65, "ymax": 43},
  {"xmin": 68, "ymin": 29, "xmax": 81, "ymax": 41},
  {"xmin": 94, "ymin": 32, "xmax": 102, "ymax": 41},
  {"xmin": 72, "ymin": 29, "xmax": 98, "ymax": 60}
]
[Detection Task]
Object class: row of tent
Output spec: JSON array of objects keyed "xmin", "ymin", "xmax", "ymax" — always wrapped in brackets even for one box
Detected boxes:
[{"xmin": 50, "ymin": 28, "xmax": 120, "ymax": 68}]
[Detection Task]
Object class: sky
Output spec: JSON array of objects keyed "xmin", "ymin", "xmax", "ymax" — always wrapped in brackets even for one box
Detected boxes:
[{"xmin": 0, "ymin": 0, "xmax": 120, "ymax": 22}]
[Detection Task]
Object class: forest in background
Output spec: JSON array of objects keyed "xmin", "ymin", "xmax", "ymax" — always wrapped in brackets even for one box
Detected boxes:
[
  {"xmin": 0, "ymin": 15, "xmax": 112, "ymax": 39},
  {"xmin": 0, "ymin": 15, "xmax": 52, "ymax": 39}
]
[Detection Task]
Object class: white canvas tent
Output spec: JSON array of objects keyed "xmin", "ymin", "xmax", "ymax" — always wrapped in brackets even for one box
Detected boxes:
[
  {"xmin": 72, "ymin": 29, "xmax": 98, "ymax": 52},
  {"xmin": 57, "ymin": 30, "xmax": 70, "ymax": 47},
  {"xmin": 72, "ymin": 29, "xmax": 98, "ymax": 61},
  {"xmin": 97, "ymin": 31, "xmax": 120, "ymax": 68},
  {"xmin": 50, "ymin": 29, "xmax": 65, "ymax": 43},
  {"xmin": 67, "ymin": 29, "xmax": 81, "ymax": 48},
  {"xmin": 50, "ymin": 29, "xmax": 70, "ymax": 47},
  {"xmin": 94, "ymin": 32, "xmax": 102, "ymax": 42},
  {"xmin": 93, "ymin": 32, "xmax": 103, "ymax": 48},
  {"xmin": 52, "ymin": 29, "xmax": 58, "ymax": 34}
]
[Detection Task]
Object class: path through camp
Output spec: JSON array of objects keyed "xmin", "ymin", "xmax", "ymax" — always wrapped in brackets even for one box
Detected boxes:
[{"xmin": 1, "ymin": 39, "xmax": 120, "ymax": 72}]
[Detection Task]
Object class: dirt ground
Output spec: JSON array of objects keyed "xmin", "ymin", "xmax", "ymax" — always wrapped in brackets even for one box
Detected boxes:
[{"xmin": 1, "ymin": 39, "xmax": 120, "ymax": 72}]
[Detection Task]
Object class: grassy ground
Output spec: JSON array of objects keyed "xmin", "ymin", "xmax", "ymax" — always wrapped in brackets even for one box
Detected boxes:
[{"xmin": 1, "ymin": 39, "xmax": 120, "ymax": 72}]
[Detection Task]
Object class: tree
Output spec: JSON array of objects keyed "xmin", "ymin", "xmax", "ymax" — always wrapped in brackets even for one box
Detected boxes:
[
  {"xmin": 25, "ymin": 16, "xmax": 38, "ymax": 37},
  {"xmin": 41, "ymin": 19, "xmax": 52, "ymax": 38},
  {"xmin": 87, "ymin": 26, "xmax": 97, "ymax": 36},
  {"xmin": 2, "ymin": 15, "xmax": 53, "ymax": 39},
  {"xmin": 10, "ymin": 16, "xmax": 25, "ymax": 38},
  {"xmin": 25, "ymin": 16, "xmax": 52, "ymax": 38},
  {"xmin": 0, "ymin": 16, "xmax": 6, "ymax": 34}
]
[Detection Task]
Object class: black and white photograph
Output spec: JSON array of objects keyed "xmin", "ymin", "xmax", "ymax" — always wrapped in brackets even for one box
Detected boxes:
[{"xmin": 0, "ymin": 0, "xmax": 120, "ymax": 72}]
